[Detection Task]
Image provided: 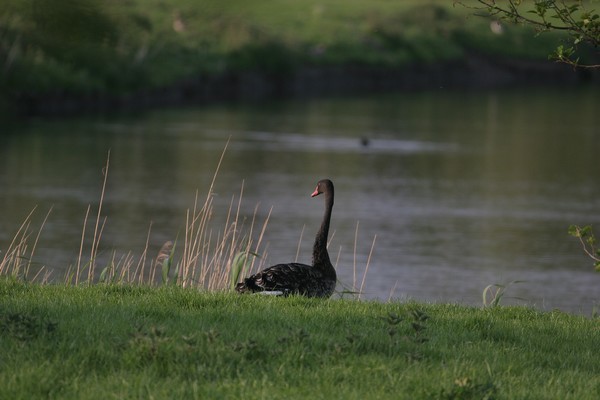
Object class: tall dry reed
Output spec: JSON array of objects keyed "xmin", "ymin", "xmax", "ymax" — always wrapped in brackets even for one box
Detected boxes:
[{"xmin": 0, "ymin": 206, "xmax": 51, "ymax": 281}]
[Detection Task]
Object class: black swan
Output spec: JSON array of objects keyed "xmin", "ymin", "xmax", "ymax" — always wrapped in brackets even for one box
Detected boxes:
[{"xmin": 235, "ymin": 179, "xmax": 337, "ymax": 298}]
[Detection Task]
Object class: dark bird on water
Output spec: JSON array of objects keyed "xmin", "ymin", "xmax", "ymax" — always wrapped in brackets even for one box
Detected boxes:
[{"xmin": 235, "ymin": 179, "xmax": 337, "ymax": 298}]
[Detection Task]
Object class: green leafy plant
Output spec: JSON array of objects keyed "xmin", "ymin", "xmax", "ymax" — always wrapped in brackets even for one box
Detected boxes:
[
  {"xmin": 568, "ymin": 224, "xmax": 600, "ymax": 271},
  {"xmin": 157, "ymin": 241, "xmax": 178, "ymax": 285},
  {"xmin": 382, "ymin": 308, "xmax": 430, "ymax": 360},
  {"xmin": 482, "ymin": 280, "xmax": 525, "ymax": 307},
  {"xmin": 230, "ymin": 250, "xmax": 259, "ymax": 290}
]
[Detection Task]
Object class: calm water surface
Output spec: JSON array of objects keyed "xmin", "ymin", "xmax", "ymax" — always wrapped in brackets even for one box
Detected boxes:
[{"xmin": 1, "ymin": 88, "xmax": 599, "ymax": 313}]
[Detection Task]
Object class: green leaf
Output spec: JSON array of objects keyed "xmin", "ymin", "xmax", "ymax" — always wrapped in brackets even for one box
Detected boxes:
[
  {"xmin": 99, "ymin": 266, "xmax": 109, "ymax": 283},
  {"xmin": 230, "ymin": 250, "xmax": 259, "ymax": 290},
  {"xmin": 595, "ymin": 261, "xmax": 600, "ymax": 272},
  {"xmin": 161, "ymin": 257, "xmax": 170, "ymax": 285},
  {"xmin": 159, "ymin": 240, "xmax": 177, "ymax": 285},
  {"xmin": 568, "ymin": 224, "xmax": 580, "ymax": 237},
  {"xmin": 230, "ymin": 252, "xmax": 246, "ymax": 290},
  {"xmin": 169, "ymin": 241, "xmax": 178, "ymax": 285},
  {"xmin": 580, "ymin": 225, "xmax": 593, "ymax": 237},
  {"xmin": 568, "ymin": 5, "xmax": 579, "ymax": 14}
]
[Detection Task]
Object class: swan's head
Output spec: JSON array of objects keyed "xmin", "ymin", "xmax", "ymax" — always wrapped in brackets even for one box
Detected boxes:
[{"xmin": 311, "ymin": 179, "xmax": 333, "ymax": 197}]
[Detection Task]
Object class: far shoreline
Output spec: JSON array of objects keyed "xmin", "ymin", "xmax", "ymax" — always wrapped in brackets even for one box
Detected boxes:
[{"xmin": 4, "ymin": 53, "xmax": 598, "ymax": 120}]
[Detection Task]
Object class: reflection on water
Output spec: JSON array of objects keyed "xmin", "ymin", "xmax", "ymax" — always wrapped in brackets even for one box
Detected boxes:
[{"xmin": 1, "ymin": 87, "xmax": 599, "ymax": 313}]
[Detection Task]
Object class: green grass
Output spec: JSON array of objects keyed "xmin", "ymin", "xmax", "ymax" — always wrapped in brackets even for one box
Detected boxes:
[
  {"xmin": 1, "ymin": 278, "xmax": 598, "ymax": 399},
  {"xmin": 0, "ymin": 0, "xmax": 575, "ymax": 103}
]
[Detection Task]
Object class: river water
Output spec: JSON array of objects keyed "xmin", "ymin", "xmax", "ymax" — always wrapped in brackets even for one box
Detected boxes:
[{"xmin": 1, "ymin": 87, "xmax": 599, "ymax": 313}]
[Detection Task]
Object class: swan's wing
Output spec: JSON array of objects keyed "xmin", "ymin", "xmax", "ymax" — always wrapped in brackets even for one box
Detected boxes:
[
  {"xmin": 260, "ymin": 263, "xmax": 320, "ymax": 290},
  {"xmin": 236, "ymin": 263, "xmax": 325, "ymax": 295}
]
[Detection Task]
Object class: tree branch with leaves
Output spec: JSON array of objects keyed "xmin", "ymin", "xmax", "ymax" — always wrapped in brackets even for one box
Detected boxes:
[
  {"xmin": 457, "ymin": 0, "xmax": 600, "ymax": 68},
  {"xmin": 568, "ymin": 225, "xmax": 600, "ymax": 271}
]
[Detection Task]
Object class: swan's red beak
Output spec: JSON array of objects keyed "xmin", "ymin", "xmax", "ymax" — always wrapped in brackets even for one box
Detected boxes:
[{"xmin": 311, "ymin": 187, "xmax": 320, "ymax": 197}]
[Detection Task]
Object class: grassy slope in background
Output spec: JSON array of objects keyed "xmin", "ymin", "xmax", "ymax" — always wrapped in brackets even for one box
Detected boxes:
[{"xmin": 0, "ymin": 0, "xmax": 574, "ymax": 99}]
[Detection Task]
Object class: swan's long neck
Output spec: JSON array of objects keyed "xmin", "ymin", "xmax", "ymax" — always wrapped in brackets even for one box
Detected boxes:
[{"xmin": 312, "ymin": 188, "xmax": 334, "ymax": 269}]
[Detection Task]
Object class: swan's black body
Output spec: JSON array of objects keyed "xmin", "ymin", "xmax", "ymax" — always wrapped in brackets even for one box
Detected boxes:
[{"xmin": 235, "ymin": 179, "xmax": 337, "ymax": 298}]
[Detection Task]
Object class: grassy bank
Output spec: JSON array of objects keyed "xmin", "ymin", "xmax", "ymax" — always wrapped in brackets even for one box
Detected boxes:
[
  {"xmin": 1, "ymin": 279, "xmax": 598, "ymax": 399},
  {"xmin": 0, "ymin": 0, "xmax": 586, "ymax": 117}
]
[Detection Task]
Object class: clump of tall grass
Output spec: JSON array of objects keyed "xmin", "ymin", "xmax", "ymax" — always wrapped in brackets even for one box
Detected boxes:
[
  {"xmin": 1, "ymin": 141, "xmax": 270, "ymax": 291},
  {"xmin": 482, "ymin": 280, "xmax": 525, "ymax": 308},
  {"xmin": 174, "ymin": 175, "xmax": 270, "ymax": 290},
  {"xmin": 0, "ymin": 206, "xmax": 52, "ymax": 283}
]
